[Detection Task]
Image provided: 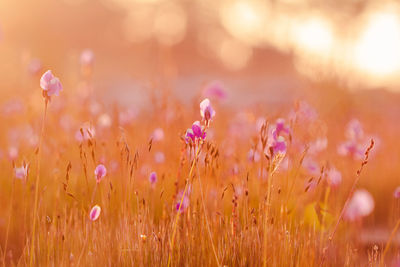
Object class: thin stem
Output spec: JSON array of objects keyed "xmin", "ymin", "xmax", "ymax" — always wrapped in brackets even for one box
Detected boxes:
[
  {"xmin": 29, "ymin": 99, "xmax": 48, "ymax": 266},
  {"xmin": 320, "ymin": 139, "xmax": 374, "ymax": 266},
  {"xmin": 380, "ymin": 218, "xmax": 400, "ymax": 267},
  {"xmin": 3, "ymin": 178, "xmax": 16, "ymax": 265},
  {"xmin": 197, "ymin": 162, "xmax": 220, "ymax": 267},
  {"xmin": 168, "ymin": 146, "xmax": 200, "ymax": 267}
]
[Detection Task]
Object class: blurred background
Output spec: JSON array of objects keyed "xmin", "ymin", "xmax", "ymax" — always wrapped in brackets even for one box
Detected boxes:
[{"xmin": 1, "ymin": 0, "xmax": 400, "ymax": 106}]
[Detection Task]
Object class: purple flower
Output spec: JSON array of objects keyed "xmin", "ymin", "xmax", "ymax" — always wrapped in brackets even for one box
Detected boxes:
[
  {"xmin": 40, "ymin": 70, "xmax": 63, "ymax": 97},
  {"xmin": 175, "ymin": 192, "xmax": 189, "ymax": 213},
  {"xmin": 272, "ymin": 136, "xmax": 287, "ymax": 156},
  {"xmin": 185, "ymin": 121, "xmax": 207, "ymax": 144},
  {"xmin": 89, "ymin": 205, "xmax": 101, "ymax": 221},
  {"xmin": 149, "ymin": 171, "xmax": 157, "ymax": 184},
  {"xmin": 302, "ymin": 157, "xmax": 320, "ymax": 176},
  {"xmin": 200, "ymin": 98, "xmax": 216, "ymax": 122},
  {"xmin": 185, "ymin": 128, "xmax": 195, "ymax": 143},
  {"xmin": 344, "ymin": 189, "xmax": 374, "ymax": 221},
  {"xmin": 394, "ymin": 187, "xmax": 400, "ymax": 199},
  {"xmin": 14, "ymin": 164, "xmax": 29, "ymax": 179},
  {"xmin": 273, "ymin": 118, "xmax": 290, "ymax": 139},
  {"xmin": 94, "ymin": 164, "xmax": 107, "ymax": 183}
]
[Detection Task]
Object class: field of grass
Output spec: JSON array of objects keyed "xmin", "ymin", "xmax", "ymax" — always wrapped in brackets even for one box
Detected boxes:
[{"xmin": 0, "ymin": 65, "xmax": 399, "ymax": 267}]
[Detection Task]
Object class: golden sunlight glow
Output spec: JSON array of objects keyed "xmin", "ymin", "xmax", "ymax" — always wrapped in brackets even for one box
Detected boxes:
[
  {"xmin": 220, "ymin": 0, "xmax": 269, "ymax": 46},
  {"xmin": 354, "ymin": 11, "xmax": 400, "ymax": 76},
  {"xmin": 292, "ymin": 17, "xmax": 334, "ymax": 56},
  {"xmin": 153, "ymin": 2, "xmax": 187, "ymax": 46}
]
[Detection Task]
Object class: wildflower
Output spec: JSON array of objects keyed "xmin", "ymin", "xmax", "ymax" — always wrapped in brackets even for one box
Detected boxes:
[
  {"xmin": 185, "ymin": 121, "xmax": 206, "ymax": 144},
  {"xmin": 191, "ymin": 121, "xmax": 206, "ymax": 139},
  {"xmin": 326, "ymin": 168, "xmax": 342, "ymax": 188},
  {"xmin": 202, "ymin": 81, "xmax": 227, "ymax": 101},
  {"xmin": 175, "ymin": 191, "xmax": 189, "ymax": 213},
  {"xmin": 337, "ymin": 140, "xmax": 364, "ymax": 160},
  {"xmin": 394, "ymin": 187, "xmax": 400, "ymax": 199},
  {"xmin": 289, "ymin": 101, "xmax": 318, "ymax": 123},
  {"xmin": 8, "ymin": 146, "xmax": 18, "ymax": 161},
  {"xmin": 344, "ymin": 189, "xmax": 374, "ymax": 221},
  {"xmin": 272, "ymin": 136, "xmax": 287, "ymax": 156},
  {"xmin": 149, "ymin": 171, "xmax": 157, "ymax": 185},
  {"xmin": 40, "ymin": 70, "xmax": 63, "ymax": 98},
  {"xmin": 200, "ymin": 98, "xmax": 215, "ymax": 122},
  {"xmin": 80, "ymin": 49, "xmax": 95, "ymax": 67},
  {"xmin": 94, "ymin": 164, "xmax": 107, "ymax": 183},
  {"xmin": 89, "ymin": 205, "xmax": 101, "ymax": 221},
  {"xmin": 273, "ymin": 118, "xmax": 290, "ymax": 139},
  {"xmin": 302, "ymin": 157, "xmax": 320, "ymax": 176},
  {"xmin": 345, "ymin": 119, "xmax": 364, "ymax": 141},
  {"xmin": 151, "ymin": 128, "xmax": 164, "ymax": 142},
  {"xmin": 14, "ymin": 164, "xmax": 29, "ymax": 179},
  {"xmin": 185, "ymin": 128, "xmax": 195, "ymax": 144}
]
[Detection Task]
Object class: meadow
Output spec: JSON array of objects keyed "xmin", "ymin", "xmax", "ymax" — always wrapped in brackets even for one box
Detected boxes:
[{"xmin": 0, "ymin": 59, "xmax": 399, "ymax": 267}]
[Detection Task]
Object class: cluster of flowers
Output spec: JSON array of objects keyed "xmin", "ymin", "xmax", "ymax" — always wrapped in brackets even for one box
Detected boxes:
[{"xmin": 184, "ymin": 98, "xmax": 215, "ymax": 146}]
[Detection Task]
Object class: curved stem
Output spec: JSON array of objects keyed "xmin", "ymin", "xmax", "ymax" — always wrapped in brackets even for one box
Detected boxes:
[
  {"xmin": 29, "ymin": 99, "xmax": 48, "ymax": 266},
  {"xmin": 380, "ymin": 218, "xmax": 400, "ymax": 267},
  {"xmin": 168, "ymin": 146, "xmax": 200, "ymax": 267}
]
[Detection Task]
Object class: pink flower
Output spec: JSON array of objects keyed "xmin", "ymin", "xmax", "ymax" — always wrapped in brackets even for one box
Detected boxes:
[
  {"xmin": 344, "ymin": 189, "xmax": 374, "ymax": 221},
  {"xmin": 175, "ymin": 191, "xmax": 189, "ymax": 213},
  {"xmin": 151, "ymin": 128, "xmax": 164, "ymax": 142},
  {"xmin": 89, "ymin": 205, "xmax": 101, "ymax": 221},
  {"xmin": 345, "ymin": 119, "xmax": 364, "ymax": 141},
  {"xmin": 40, "ymin": 70, "xmax": 63, "ymax": 97},
  {"xmin": 273, "ymin": 118, "xmax": 290, "ymax": 139},
  {"xmin": 14, "ymin": 164, "xmax": 29, "ymax": 179},
  {"xmin": 80, "ymin": 49, "xmax": 95, "ymax": 66},
  {"xmin": 289, "ymin": 101, "xmax": 318, "ymax": 123},
  {"xmin": 202, "ymin": 81, "xmax": 227, "ymax": 101},
  {"xmin": 337, "ymin": 140, "xmax": 364, "ymax": 160},
  {"xmin": 272, "ymin": 136, "xmax": 287, "ymax": 156},
  {"xmin": 8, "ymin": 146, "xmax": 18, "ymax": 161},
  {"xmin": 394, "ymin": 187, "xmax": 400, "ymax": 199},
  {"xmin": 94, "ymin": 164, "xmax": 107, "ymax": 183},
  {"xmin": 185, "ymin": 121, "xmax": 206, "ymax": 144},
  {"xmin": 326, "ymin": 168, "xmax": 342, "ymax": 188},
  {"xmin": 302, "ymin": 157, "xmax": 320, "ymax": 176},
  {"xmin": 200, "ymin": 98, "xmax": 215, "ymax": 122},
  {"xmin": 149, "ymin": 171, "xmax": 157, "ymax": 184}
]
